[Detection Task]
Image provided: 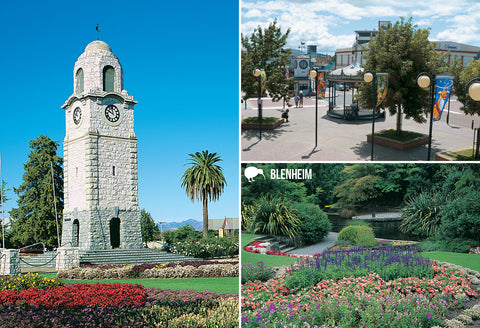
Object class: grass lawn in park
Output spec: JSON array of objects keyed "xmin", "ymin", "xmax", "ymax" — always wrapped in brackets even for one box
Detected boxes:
[
  {"xmin": 242, "ymin": 233, "xmax": 298, "ymax": 267},
  {"xmin": 42, "ymin": 273, "xmax": 239, "ymax": 294},
  {"xmin": 421, "ymin": 251, "xmax": 480, "ymax": 272}
]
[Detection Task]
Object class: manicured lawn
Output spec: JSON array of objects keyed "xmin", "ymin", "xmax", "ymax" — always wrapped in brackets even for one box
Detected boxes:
[
  {"xmin": 422, "ymin": 251, "xmax": 480, "ymax": 272},
  {"xmin": 242, "ymin": 233, "xmax": 298, "ymax": 267},
  {"xmin": 42, "ymin": 273, "xmax": 238, "ymax": 294}
]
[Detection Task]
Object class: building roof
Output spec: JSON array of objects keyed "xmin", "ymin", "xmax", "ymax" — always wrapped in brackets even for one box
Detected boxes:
[
  {"xmin": 85, "ymin": 40, "xmax": 112, "ymax": 52},
  {"xmin": 208, "ymin": 218, "xmax": 239, "ymax": 230}
]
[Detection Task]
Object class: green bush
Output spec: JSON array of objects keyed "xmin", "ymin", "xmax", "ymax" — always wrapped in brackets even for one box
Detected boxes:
[
  {"xmin": 172, "ymin": 236, "xmax": 239, "ymax": 259},
  {"xmin": 355, "ymin": 229, "xmax": 377, "ymax": 247},
  {"xmin": 293, "ymin": 202, "xmax": 332, "ymax": 245},
  {"xmin": 338, "ymin": 225, "xmax": 375, "ymax": 246},
  {"xmin": 416, "ymin": 240, "xmax": 440, "ymax": 252},
  {"xmin": 438, "ymin": 194, "xmax": 480, "ymax": 243},
  {"xmin": 437, "ymin": 238, "xmax": 480, "ymax": 253}
]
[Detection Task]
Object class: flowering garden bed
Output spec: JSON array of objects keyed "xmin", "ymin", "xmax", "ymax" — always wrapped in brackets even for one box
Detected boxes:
[
  {"xmin": 241, "ymin": 246, "xmax": 480, "ymax": 327},
  {"xmin": 0, "ymin": 273, "xmax": 238, "ymax": 327},
  {"xmin": 57, "ymin": 260, "xmax": 239, "ymax": 280}
]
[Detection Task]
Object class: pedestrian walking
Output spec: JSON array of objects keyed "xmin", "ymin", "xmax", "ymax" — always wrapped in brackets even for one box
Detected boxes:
[
  {"xmin": 294, "ymin": 94, "xmax": 299, "ymax": 108},
  {"xmin": 299, "ymin": 90, "xmax": 304, "ymax": 108}
]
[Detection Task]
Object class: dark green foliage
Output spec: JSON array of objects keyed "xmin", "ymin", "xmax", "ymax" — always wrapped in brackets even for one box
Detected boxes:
[
  {"xmin": 438, "ymin": 193, "xmax": 480, "ymax": 243},
  {"xmin": 249, "ymin": 196, "xmax": 300, "ymax": 238},
  {"xmin": 173, "ymin": 224, "xmax": 203, "ymax": 242},
  {"xmin": 399, "ymin": 192, "xmax": 446, "ymax": 237},
  {"xmin": 357, "ymin": 17, "xmax": 446, "ymax": 134},
  {"xmin": 241, "ymin": 19, "xmax": 293, "ymax": 105},
  {"xmin": 140, "ymin": 209, "xmax": 161, "ymax": 243},
  {"xmin": 293, "ymin": 202, "xmax": 331, "ymax": 245},
  {"xmin": 9, "ymin": 135, "xmax": 63, "ymax": 248}
]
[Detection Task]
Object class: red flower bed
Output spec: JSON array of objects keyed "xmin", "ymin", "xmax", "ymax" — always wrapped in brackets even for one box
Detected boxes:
[
  {"xmin": 0, "ymin": 283, "xmax": 146, "ymax": 308},
  {"xmin": 244, "ymin": 240, "xmax": 299, "ymax": 257}
]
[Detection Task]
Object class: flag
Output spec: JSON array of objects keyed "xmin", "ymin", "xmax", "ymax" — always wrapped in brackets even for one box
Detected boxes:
[
  {"xmin": 433, "ymin": 76, "xmax": 454, "ymax": 121},
  {"xmin": 376, "ymin": 73, "xmax": 388, "ymax": 107},
  {"xmin": 285, "ymin": 68, "xmax": 290, "ymax": 79},
  {"xmin": 317, "ymin": 71, "xmax": 326, "ymax": 98},
  {"xmin": 260, "ymin": 70, "xmax": 267, "ymax": 95}
]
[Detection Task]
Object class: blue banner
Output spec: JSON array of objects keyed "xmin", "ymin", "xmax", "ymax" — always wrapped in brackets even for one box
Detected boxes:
[{"xmin": 434, "ymin": 76, "xmax": 454, "ymax": 121}]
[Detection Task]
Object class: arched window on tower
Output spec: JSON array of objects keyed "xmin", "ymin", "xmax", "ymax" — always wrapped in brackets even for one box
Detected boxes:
[
  {"xmin": 75, "ymin": 68, "xmax": 84, "ymax": 94},
  {"xmin": 103, "ymin": 66, "xmax": 115, "ymax": 92}
]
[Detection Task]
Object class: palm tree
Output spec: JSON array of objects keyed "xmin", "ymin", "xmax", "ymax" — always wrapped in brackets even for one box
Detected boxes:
[{"xmin": 181, "ymin": 151, "xmax": 226, "ymax": 237}]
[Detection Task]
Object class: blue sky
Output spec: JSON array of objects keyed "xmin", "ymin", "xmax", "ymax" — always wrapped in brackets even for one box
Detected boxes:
[
  {"xmin": 0, "ymin": 0, "xmax": 239, "ymax": 223},
  {"xmin": 242, "ymin": 0, "xmax": 480, "ymax": 54}
]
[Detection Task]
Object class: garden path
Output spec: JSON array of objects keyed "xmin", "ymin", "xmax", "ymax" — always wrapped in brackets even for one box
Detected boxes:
[{"xmin": 289, "ymin": 232, "xmax": 339, "ymax": 256}]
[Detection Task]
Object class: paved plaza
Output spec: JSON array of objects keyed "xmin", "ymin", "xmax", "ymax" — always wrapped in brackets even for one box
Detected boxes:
[{"xmin": 241, "ymin": 94, "xmax": 480, "ymax": 161}]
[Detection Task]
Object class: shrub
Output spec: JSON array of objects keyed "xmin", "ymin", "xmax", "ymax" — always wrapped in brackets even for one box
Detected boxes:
[
  {"xmin": 338, "ymin": 225, "xmax": 375, "ymax": 246},
  {"xmin": 438, "ymin": 194, "xmax": 480, "ymax": 243},
  {"xmin": 293, "ymin": 202, "xmax": 332, "ymax": 245},
  {"xmin": 249, "ymin": 196, "xmax": 300, "ymax": 238},
  {"xmin": 355, "ymin": 229, "xmax": 377, "ymax": 247},
  {"xmin": 241, "ymin": 262, "xmax": 275, "ymax": 284},
  {"xmin": 171, "ymin": 236, "xmax": 238, "ymax": 258}
]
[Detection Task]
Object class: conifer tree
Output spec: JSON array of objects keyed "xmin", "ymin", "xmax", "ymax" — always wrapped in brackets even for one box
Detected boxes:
[{"xmin": 9, "ymin": 135, "xmax": 63, "ymax": 248}]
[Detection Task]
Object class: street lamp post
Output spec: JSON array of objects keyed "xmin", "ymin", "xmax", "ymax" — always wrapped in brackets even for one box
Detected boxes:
[
  {"xmin": 417, "ymin": 73, "xmax": 436, "ymax": 161},
  {"xmin": 253, "ymin": 69, "xmax": 263, "ymax": 140},
  {"xmin": 465, "ymin": 77, "xmax": 480, "ymax": 158},
  {"xmin": 309, "ymin": 69, "xmax": 319, "ymax": 148},
  {"xmin": 363, "ymin": 71, "xmax": 376, "ymax": 161}
]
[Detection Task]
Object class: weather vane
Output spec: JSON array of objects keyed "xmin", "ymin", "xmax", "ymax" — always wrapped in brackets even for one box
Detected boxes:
[{"xmin": 96, "ymin": 24, "xmax": 100, "ymax": 40}]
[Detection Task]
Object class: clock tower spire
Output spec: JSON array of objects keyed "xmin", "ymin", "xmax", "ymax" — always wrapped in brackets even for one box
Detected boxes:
[{"xmin": 61, "ymin": 40, "xmax": 142, "ymax": 250}]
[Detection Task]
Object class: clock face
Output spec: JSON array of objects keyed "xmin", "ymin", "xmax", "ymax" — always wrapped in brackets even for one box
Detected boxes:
[
  {"xmin": 299, "ymin": 60, "xmax": 308, "ymax": 69},
  {"xmin": 105, "ymin": 105, "xmax": 120, "ymax": 123},
  {"xmin": 73, "ymin": 107, "xmax": 82, "ymax": 125}
]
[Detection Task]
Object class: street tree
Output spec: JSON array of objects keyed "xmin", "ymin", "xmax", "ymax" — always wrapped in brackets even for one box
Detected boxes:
[
  {"xmin": 451, "ymin": 57, "xmax": 480, "ymax": 115},
  {"xmin": 358, "ymin": 17, "xmax": 446, "ymax": 134},
  {"xmin": 181, "ymin": 150, "xmax": 226, "ymax": 237},
  {"xmin": 241, "ymin": 19, "xmax": 293, "ymax": 105},
  {"xmin": 140, "ymin": 209, "xmax": 161, "ymax": 243},
  {"xmin": 9, "ymin": 135, "xmax": 63, "ymax": 249}
]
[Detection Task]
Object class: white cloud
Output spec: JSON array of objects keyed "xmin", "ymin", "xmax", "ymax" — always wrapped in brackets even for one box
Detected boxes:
[{"xmin": 241, "ymin": 0, "xmax": 480, "ymax": 50}]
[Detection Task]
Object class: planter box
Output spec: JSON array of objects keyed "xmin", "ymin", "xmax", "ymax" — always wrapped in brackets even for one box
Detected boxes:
[
  {"xmin": 241, "ymin": 118, "xmax": 284, "ymax": 130},
  {"xmin": 367, "ymin": 133, "xmax": 429, "ymax": 150},
  {"xmin": 435, "ymin": 147, "xmax": 476, "ymax": 161}
]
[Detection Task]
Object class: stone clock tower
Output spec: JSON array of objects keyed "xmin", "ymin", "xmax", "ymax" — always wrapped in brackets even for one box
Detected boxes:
[{"xmin": 61, "ymin": 40, "xmax": 142, "ymax": 250}]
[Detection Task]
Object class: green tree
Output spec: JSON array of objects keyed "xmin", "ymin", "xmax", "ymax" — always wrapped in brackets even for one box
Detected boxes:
[
  {"xmin": 241, "ymin": 19, "xmax": 293, "ymax": 104},
  {"xmin": 292, "ymin": 202, "xmax": 331, "ymax": 245},
  {"xmin": 358, "ymin": 17, "xmax": 446, "ymax": 134},
  {"xmin": 140, "ymin": 209, "xmax": 161, "ymax": 243},
  {"xmin": 0, "ymin": 180, "xmax": 10, "ymax": 204},
  {"xmin": 451, "ymin": 57, "xmax": 480, "ymax": 115},
  {"xmin": 181, "ymin": 150, "xmax": 226, "ymax": 237},
  {"xmin": 9, "ymin": 135, "xmax": 63, "ymax": 248}
]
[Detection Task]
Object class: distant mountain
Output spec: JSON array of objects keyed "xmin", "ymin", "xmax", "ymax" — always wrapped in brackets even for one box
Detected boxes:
[{"xmin": 159, "ymin": 219, "xmax": 203, "ymax": 231}]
